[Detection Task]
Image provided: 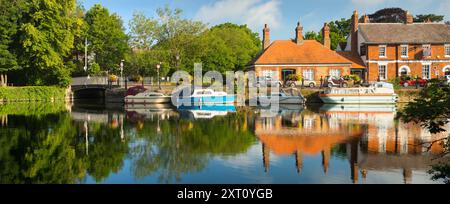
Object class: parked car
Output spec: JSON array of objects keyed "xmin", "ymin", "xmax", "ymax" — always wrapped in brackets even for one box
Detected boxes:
[
  {"xmin": 284, "ymin": 79, "xmax": 317, "ymax": 88},
  {"xmin": 256, "ymin": 76, "xmax": 282, "ymax": 87},
  {"xmin": 126, "ymin": 86, "xmax": 147, "ymax": 96},
  {"xmin": 399, "ymin": 77, "xmax": 428, "ymax": 87},
  {"xmin": 323, "ymin": 76, "xmax": 348, "ymax": 88}
]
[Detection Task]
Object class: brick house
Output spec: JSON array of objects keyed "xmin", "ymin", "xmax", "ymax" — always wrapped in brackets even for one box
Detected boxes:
[
  {"xmin": 341, "ymin": 10, "xmax": 450, "ymax": 82},
  {"xmin": 247, "ymin": 22, "xmax": 365, "ymax": 85}
]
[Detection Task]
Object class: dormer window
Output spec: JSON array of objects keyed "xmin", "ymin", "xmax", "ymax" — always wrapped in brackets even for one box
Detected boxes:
[
  {"xmin": 423, "ymin": 44, "xmax": 432, "ymax": 57},
  {"xmin": 379, "ymin": 45, "xmax": 386, "ymax": 58},
  {"xmin": 360, "ymin": 45, "xmax": 366, "ymax": 56},
  {"xmin": 401, "ymin": 45, "xmax": 408, "ymax": 58}
]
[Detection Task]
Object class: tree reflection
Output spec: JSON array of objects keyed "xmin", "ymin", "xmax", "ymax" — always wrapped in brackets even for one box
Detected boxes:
[
  {"xmin": 0, "ymin": 103, "xmax": 128, "ymax": 184},
  {"xmin": 126, "ymin": 109, "xmax": 256, "ymax": 183}
]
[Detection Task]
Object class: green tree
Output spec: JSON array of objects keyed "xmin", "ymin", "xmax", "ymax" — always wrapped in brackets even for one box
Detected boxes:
[
  {"xmin": 414, "ymin": 14, "xmax": 444, "ymax": 23},
  {"xmin": 398, "ymin": 80, "xmax": 450, "ymax": 183},
  {"xmin": 152, "ymin": 6, "xmax": 206, "ymax": 74},
  {"xmin": 206, "ymin": 23, "xmax": 261, "ymax": 71},
  {"xmin": 85, "ymin": 4, "xmax": 129, "ymax": 74},
  {"xmin": 129, "ymin": 11, "xmax": 157, "ymax": 50},
  {"xmin": 304, "ymin": 18, "xmax": 350, "ymax": 50},
  {"xmin": 12, "ymin": 0, "xmax": 79, "ymax": 87},
  {"xmin": 0, "ymin": 0, "xmax": 24, "ymax": 86}
]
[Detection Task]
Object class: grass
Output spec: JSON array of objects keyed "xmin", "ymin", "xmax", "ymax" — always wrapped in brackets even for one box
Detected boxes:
[
  {"xmin": 0, "ymin": 86, "xmax": 67, "ymax": 102},
  {"xmin": 0, "ymin": 102, "xmax": 68, "ymax": 116}
]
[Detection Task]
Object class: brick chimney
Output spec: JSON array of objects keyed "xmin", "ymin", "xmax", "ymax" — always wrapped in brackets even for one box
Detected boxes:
[
  {"xmin": 405, "ymin": 11, "xmax": 413, "ymax": 24},
  {"xmin": 363, "ymin": 15, "xmax": 370, "ymax": 23},
  {"xmin": 351, "ymin": 10, "xmax": 359, "ymax": 54},
  {"xmin": 295, "ymin": 21, "xmax": 303, "ymax": 45},
  {"xmin": 322, "ymin": 23, "xmax": 330, "ymax": 49},
  {"xmin": 262, "ymin": 24, "xmax": 270, "ymax": 50}
]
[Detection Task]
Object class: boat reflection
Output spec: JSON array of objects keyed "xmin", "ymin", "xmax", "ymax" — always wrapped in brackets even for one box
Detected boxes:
[
  {"xmin": 255, "ymin": 104, "xmax": 448, "ymax": 183},
  {"xmin": 178, "ymin": 105, "xmax": 237, "ymax": 120}
]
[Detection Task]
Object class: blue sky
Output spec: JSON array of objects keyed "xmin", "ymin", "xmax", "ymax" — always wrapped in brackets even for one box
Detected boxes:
[{"xmin": 81, "ymin": 0, "xmax": 450, "ymax": 40}]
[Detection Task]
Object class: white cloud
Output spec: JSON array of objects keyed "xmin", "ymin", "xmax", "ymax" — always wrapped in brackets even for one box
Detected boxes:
[{"xmin": 195, "ymin": 0, "xmax": 282, "ymax": 30}]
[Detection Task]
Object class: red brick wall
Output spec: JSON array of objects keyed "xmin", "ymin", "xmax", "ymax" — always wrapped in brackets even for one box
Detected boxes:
[{"xmin": 366, "ymin": 44, "xmax": 450, "ymax": 82}]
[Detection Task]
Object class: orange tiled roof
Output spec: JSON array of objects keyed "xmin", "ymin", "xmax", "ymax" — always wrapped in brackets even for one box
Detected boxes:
[
  {"xmin": 336, "ymin": 51, "xmax": 366, "ymax": 68},
  {"xmin": 253, "ymin": 40, "xmax": 358, "ymax": 65}
]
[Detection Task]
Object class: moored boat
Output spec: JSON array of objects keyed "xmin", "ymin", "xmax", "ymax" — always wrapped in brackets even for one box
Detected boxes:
[
  {"xmin": 319, "ymin": 82, "xmax": 397, "ymax": 104},
  {"xmin": 257, "ymin": 88, "xmax": 306, "ymax": 104},
  {"xmin": 176, "ymin": 89, "xmax": 236, "ymax": 106},
  {"xmin": 125, "ymin": 91, "xmax": 172, "ymax": 105}
]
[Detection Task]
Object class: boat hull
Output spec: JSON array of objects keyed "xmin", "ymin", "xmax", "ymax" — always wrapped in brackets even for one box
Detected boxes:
[
  {"xmin": 258, "ymin": 97, "xmax": 305, "ymax": 104},
  {"xmin": 177, "ymin": 95, "xmax": 236, "ymax": 106},
  {"xmin": 125, "ymin": 96, "xmax": 172, "ymax": 104},
  {"xmin": 319, "ymin": 94, "xmax": 397, "ymax": 104}
]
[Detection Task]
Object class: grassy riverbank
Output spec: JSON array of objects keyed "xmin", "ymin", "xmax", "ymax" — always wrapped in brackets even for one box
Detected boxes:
[
  {"xmin": 0, "ymin": 86, "xmax": 67, "ymax": 102},
  {"xmin": 0, "ymin": 102, "xmax": 69, "ymax": 116}
]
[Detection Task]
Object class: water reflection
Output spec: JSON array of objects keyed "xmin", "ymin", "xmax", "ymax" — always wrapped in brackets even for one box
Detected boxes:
[{"xmin": 0, "ymin": 102, "xmax": 448, "ymax": 184}]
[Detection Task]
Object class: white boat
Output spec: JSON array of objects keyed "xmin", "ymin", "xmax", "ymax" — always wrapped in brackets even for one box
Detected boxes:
[
  {"xmin": 176, "ymin": 89, "xmax": 236, "ymax": 106},
  {"xmin": 258, "ymin": 88, "xmax": 306, "ymax": 104},
  {"xmin": 125, "ymin": 91, "xmax": 172, "ymax": 105},
  {"xmin": 319, "ymin": 82, "xmax": 397, "ymax": 104}
]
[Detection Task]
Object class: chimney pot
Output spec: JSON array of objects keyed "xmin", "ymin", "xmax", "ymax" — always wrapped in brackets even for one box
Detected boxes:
[
  {"xmin": 262, "ymin": 24, "xmax": 270, "ymax": 50},
  {"xmin": 405, "ymin": 11, "xmax": 414, "ymax": 24},
  {"xmin": 295, "ymin": 21, "xmax": 303, "ymax": 45},
  {"xmin": 322, "ymin": 23, "xmax": 330, "ymax": 49}
]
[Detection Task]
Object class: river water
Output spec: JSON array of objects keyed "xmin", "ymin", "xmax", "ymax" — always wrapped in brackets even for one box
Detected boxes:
[{"xmin": 0, "ymin": 102, "xmax": 448, "ymax": 184}]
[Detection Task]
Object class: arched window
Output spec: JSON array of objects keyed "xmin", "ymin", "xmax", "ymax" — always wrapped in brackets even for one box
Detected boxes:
[
  {"xmin": 399, "ymin": 66, "xmax": 410, "ymax": 77},
  {"xmin": 444, "ymin": 66, "xmax": 450, "ymax": 77}
]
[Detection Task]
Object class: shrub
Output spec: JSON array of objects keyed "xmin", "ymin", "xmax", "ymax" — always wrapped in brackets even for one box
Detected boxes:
[
  {"xmin": 89, "ymin": 62, "xmax": 101, "ymax": 76},
  {"xmin": 286, "ymin": 74, "xmax": 302, "ymax": 81},
  {"xmin": 388, "ymin": 77, "xmax": 401, "ymax": 90},
  {"xmin": 0, "ymin": 86, "xmax": 67, "ymax": 102}
]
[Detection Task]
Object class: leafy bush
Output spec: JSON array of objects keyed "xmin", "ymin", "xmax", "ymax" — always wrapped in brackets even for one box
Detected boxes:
[
  {"xmin": 286, "ymin": 74, "xmax": 302, "ymax": 81},
  {"xmin": 388, "ymin": 77, "xmax": 401, "ymax": 90},
  {"xmin": 0, "ymin": 86, "xmax": 67, "ymax": 102},
  {"xmin": 89, "ymin": 62, "xmax": 101, "ymax": 76},
  {"xmin": 129, "ymin": 75, "xmax": 143, "ymax": 82}
]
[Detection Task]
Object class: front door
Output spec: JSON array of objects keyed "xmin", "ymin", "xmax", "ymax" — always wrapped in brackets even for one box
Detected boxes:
[{"xmin": 282, "ymin": 69, "xmax": 296, "ymax": 82}]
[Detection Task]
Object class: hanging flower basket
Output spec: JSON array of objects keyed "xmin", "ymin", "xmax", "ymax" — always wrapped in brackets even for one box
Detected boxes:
[{"xmin": 109, "ymin": 74, "xmax": 118, "ymax": 82}]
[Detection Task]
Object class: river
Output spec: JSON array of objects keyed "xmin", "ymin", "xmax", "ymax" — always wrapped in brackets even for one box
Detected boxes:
[{"xmin": 0, "ymin": 102, "xmax": 448, "ymax": 184}]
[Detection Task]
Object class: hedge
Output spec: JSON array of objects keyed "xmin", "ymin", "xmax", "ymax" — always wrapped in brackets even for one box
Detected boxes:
[
  {"xmin": 0, "ymin": 86, "xmax": 67, "ymax": 102},
  {"xmin": 0, "ymin": 102, "xmax": 68, "ymax": 116}
]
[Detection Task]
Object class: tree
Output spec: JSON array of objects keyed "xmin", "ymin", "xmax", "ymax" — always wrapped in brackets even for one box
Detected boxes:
[
  {"xmin": 367, "ymin": 8, "xmax": 407, "ymax": 23},
  {"xmin": 303, "ymin": 18, "xmax": 350, "ymax": 50},
  {"xmin": 0, "ymin": 0, "xmax": 24, "ymax": 86},
  {"xmin": 85, "ymin": 4, "xmax": 129, "ymax": 74},
  {"xmin": 152, "ymin": 6, "xmax": 206, "ymax": 74},
  {"xmin": 414, "ymin": 14, "xmax": 444, "ymax": 23},
  {"xmin": 445, "ymin": 21, "xmax": 450, "ymax": 25},
  {"xmin": 398, "ymin": 80, "xmax": 450, "ymax": 183},
  {"xmin": 206, "ymin": 23, "xmax": 261, "ymax": 71},
  {"xmin": 9, "ymin": 0, "xmax": 78, "ymax": 87},
  {"xmin": 129, "ymin": 12, "xmax": 157, "ymax": 50}
]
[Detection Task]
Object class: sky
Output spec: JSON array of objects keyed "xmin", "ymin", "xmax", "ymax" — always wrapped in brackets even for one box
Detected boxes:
[{"xmin": 80, "ymin": 0, "xmax": 450, "ymax": 40}]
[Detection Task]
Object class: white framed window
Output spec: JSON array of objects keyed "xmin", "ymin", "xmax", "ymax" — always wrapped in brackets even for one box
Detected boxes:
[
  {"xmin": 378, "ymin": 65, "xmax": 387, "ymax": 80},
  {"xmin": 302, "ymin": 69, "xmax": 314, "ymax": 81},
  {"xmin": 262, "ymin": 70, "xmax": 275, "ymax": 79},
  {"xmin": 422, "ymin": 64, "xmax": 430, "ymax": 79},
  {"xmin": 423, "ymin": 44, "xmax": 432, "ymax": 57},
  {"xmin": 401, "ymin": 45, "xmax": 408, "ymax": 58},
  {"xmin": 445, "ymin": 44, "xmax": 450, "ymax": 57},
  {"xmin": 329, "ymin": 69, "xmax": 341, "ymax": 78},
  {"xmin": 379, "ymin": 45, "xmax": 387, "ymax": 58}
]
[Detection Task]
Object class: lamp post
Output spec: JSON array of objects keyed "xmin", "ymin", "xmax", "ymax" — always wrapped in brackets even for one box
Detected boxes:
[
  {"xmin": 120, "ymin": 60, "xmax": 124, "ymax": 87},
  {"xmin": 156, "ymin": 62, "xmax": 161, "ymax": 90}
]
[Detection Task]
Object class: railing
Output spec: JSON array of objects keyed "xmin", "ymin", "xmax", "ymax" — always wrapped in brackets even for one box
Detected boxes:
[{"xmin": 71, "ymin": 76, "xmax": 108, "ymax": 86}]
